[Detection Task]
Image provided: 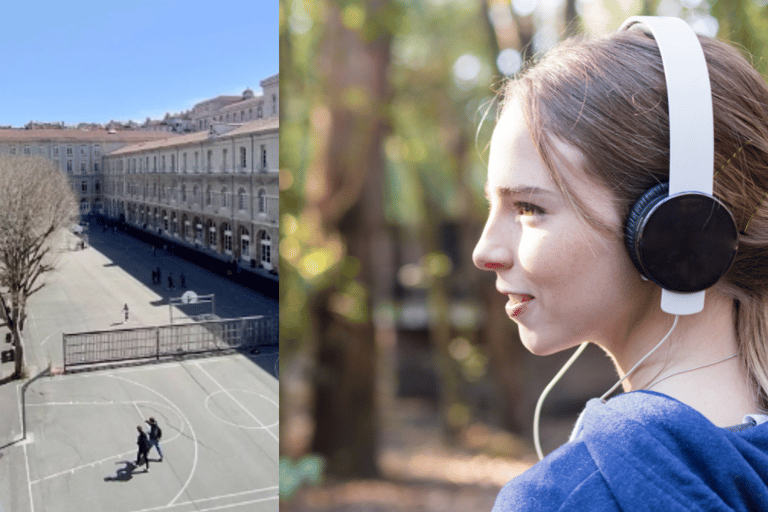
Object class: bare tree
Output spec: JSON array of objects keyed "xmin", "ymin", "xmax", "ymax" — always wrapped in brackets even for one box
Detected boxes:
[{"xmin": 0, "ymin": 155, "xmax": 77, "ymax": 379}]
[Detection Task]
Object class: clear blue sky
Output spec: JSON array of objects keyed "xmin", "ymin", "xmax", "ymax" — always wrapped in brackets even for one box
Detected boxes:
[{"xmin": 0, "ymin": 0, "xmax": 279, "ymax": 127}]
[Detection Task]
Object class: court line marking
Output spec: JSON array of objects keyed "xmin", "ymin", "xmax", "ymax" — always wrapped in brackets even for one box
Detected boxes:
[
  {"xmin": 190, "ymin": 496, "xmax": 278, "ymax": 512},
  {"xmin": 126, "ymin": 487, "xmax": 279, "ymax": 512},
  {"xmin": 106, "ymin": 374, "xmax": 199, "ymax": 507},
  {"xmin": 23, "ymin": 442, "xmax": 34, "ymax": 512},
  {"xmin": 17, "ymin": 383, "xmax": 34, "ymax": 512},
  {"xmin": 27, "ymin": 400, "xmax": 184, "ymax": 484},
  {"xmin": 194, "ymin": 362, "xmax": 277, "ymax": 442},
  {"xmin": 38, "ymin": 331, "xmax": 57, "ymax": 348},
  {"xmin": 204, "ymin": 390, "xmax": 278, "ymax": 430}
]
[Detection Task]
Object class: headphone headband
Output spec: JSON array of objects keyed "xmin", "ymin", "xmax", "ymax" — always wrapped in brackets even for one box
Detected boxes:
[
  {"xmin": 619, "ymin": 17, "xmax": 732, "ymax": 315},
  {"xmin": 620, "ymin": 17, "xmax": 714, "ymax": 195}
]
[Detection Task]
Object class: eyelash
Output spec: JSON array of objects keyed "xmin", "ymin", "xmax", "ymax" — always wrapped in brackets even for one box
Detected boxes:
[{"xmin": 514, "ymin": 201, "xmax": 545, "ymax": 217}]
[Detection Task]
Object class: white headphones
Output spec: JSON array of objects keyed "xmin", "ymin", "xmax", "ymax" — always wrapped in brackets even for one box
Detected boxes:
[
  {"xmin": 619, "ymin": 16, "xmax": 738, "ymax": 315},
  {"xmin": 534, "ymin": 16, "xmax": 740, "ymax": 460}
]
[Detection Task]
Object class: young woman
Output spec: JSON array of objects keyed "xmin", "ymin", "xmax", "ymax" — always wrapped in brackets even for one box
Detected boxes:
[{"xmin": 473, "ymin": 17, "xmax": 768, "ymax": 510}]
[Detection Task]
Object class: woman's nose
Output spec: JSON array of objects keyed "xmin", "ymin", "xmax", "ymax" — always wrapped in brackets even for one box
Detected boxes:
[{"xmin": 472, "ymin": 217, "xmax": 511, "ymax": 271}]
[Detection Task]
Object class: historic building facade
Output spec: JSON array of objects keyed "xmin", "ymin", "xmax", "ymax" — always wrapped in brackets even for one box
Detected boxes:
[
  {"xmin": 101, "ymin": 117, "xmax": 279, "ymax": 272},
  {"xmin": 0, "ymin": 129, "xmax": 171, "ymax": 215},
  {"xmin": 138, "ymin": 74, "xmax": 279, "ymax": 134}
]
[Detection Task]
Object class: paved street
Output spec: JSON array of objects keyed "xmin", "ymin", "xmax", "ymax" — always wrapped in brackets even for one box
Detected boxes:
[{"xmin": 0, "ymin": 227, "xmax": 279, "ymax": 512}]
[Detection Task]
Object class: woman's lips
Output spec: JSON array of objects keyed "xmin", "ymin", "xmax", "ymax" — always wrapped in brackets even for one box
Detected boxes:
[{"xmin": 505, "ymin": 294, "xmax": 534, "ymax": 318}]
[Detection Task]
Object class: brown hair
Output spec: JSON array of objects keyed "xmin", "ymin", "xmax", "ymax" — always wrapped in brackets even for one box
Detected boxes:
[{"xmin": 502, "ymin": 29, "xmax": 768, "ymax": 410}]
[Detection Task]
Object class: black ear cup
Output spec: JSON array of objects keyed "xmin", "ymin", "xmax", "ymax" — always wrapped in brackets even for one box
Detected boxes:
[
  {"xmin": 624, "ymin": 183, "xmax": 739, "ymax": 292},
  {"xmin": 625, "ymin": 183, "xmax": 670, "ymax": 275}
]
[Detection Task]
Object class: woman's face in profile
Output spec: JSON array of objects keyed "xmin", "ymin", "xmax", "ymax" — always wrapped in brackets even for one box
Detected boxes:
[{"xmin": 472, "ymin": 101, "xmax": 653, "ymax": 355}]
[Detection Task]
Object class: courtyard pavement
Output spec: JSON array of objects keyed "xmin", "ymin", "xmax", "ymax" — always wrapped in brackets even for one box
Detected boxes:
[{"xmin": 0, "ymin": 226, "xmax": 279, "ymax": 512}]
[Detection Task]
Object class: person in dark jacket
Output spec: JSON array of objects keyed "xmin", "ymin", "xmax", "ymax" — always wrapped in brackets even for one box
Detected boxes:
[
  {"xmin": 135, "ymin": 426, "xmax": 150, "ymax": 471},
  {"xmin": 145, "ymin": 417, "xmax": 163, "ymax": 461}
]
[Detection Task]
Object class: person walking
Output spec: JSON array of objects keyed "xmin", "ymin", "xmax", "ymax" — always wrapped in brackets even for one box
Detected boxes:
[
  {"xmin": 123, "ymin": 304, "xmax": 129, "ymax": 323},
  {"xmin": 135, "ymin": 426, "xmax": 149, "ymax": 471},
  {"xmin": 145, "ymin": 417, "xmax": 163, "ymax": 461}
]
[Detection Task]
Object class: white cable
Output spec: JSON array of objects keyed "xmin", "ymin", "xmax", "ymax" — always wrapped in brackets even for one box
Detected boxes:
[
  {"xmin": 600, "ymin": 315, "xmax": 679, "ymax": 401},
  {"xmin": 646, "ymin": 352, "xmax": 738, "ymax": 390},
  {"xmin": 532, "ymin": 315, "xmax": 680, "ymax": 461},
  {"xmin": 533, "ymin": 342, "xmax": 589, "ymax": 461}
]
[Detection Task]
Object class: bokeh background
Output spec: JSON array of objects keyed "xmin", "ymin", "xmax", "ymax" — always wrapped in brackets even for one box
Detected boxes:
[{"xmin": 279, "ymin": 1, "xmax": 768, "ymax": 510}]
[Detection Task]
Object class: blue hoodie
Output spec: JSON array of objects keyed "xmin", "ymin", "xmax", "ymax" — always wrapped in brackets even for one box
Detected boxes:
[{"xmin": 492, "ymin": 391, "xmax": 768, "ymax": 511}]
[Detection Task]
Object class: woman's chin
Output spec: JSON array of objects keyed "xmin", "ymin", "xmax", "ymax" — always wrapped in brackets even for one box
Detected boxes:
[{"xmin": 519, "ymin": 330, "xmax": 572, "ymax": 357}]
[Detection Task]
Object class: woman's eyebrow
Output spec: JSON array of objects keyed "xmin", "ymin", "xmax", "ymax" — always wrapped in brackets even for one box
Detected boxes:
[{"xmin": 485, "ymin": 184, "xmax": 555, "ymax": 198}]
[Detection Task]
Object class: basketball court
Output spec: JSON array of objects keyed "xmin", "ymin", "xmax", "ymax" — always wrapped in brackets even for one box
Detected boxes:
[{"xmin": 0, "ymin": 226, "xmax": 278, "ymax": 511}]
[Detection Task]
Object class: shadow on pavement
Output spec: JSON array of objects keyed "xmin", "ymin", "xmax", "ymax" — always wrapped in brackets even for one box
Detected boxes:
[
  {"xmin": 104, "ymin": 460, "xmax": 143, "ymax": 482},
  {"xmin": 68, "ymin": 225, "xmax": 279, "ymax": 379}
]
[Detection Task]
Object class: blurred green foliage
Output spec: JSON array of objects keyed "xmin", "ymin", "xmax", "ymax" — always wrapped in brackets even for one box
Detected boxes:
[{"xmin": 279, "ymin": 0, "xmax": 768, "ymax": 482}]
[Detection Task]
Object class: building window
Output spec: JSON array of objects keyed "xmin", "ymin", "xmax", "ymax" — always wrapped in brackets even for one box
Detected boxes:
[
  {"xmin": 223, "ymin": 224, "xmax": 232, "ymax": 253},
  {"xmin": 153, "ymin": 156, "xmax": 157, "ymax": 172},
  {"xmin": 24, "ymin": 146, "xmax": 30, "ymax": 155},
  {"xmin": 182, "ymin": 153, "xmax": 187, "ymax": 172},
  {"xmin": 194, "ymin": 151, "xmax": 199, "ymax": 172},
  {"xmin": 272, "ymin": 94, "xmax": 277, "ymax": 115},
  {"xmin": 258, "ymin": 188, "xmax": 266, "ymax": 213},
  {"xmin": 171, "ymin": 154, "xmax": 175, "ymax": 172},
  {"xmin": 181, "ymin": 184, "xmax": 186, "ymax": 202},
  {"xmin": 260, "ymin": 145, "xmax": 267, "ymax": 170},
  {"xmin": 162, "ymin": 155, "xmax": 166, "ymax": 172},
  {"xmin": 207, "ymin": 150, "xmax": 212, "ymax": 172},
  {"xmin": 67, "ymin": 160, "xmax": 73, "ymax": 173},
  {"xmin": 95, "ymin": 181, "xmax": 100, "ymax": 193},
  {"xmin": 222, "ymin": 148, "xmax": 227, "ymax": 172},
  {"xmin": 240, "ymin": 147, "xmax": 247, "ymax": 169},
  {"xmin": 221, "ymin": 187, "xmax": 227, "ymax": 208},
  {"xmin": 81, "ymin": 162, "xmax": 86, "ymax": 174},
  {"xmin": 81, "ymin": 181, "xmax": 87, "ymax": 193},
  {"xmin": 9, "ymin": 146, "xmax": 16, "ymax": 155},
  {"xmin": 94, "ymin": 162, "xmax": 99, "ymax": 173},
  {"xmin": 94, "ymin": 145, "xmax": 100, "ymax": 157},
  {"xmin": 257, "ymin": 105, "xmax": 263, "ymax": 118},
  {"xmin": 193, "ymin": 184, "xmax": 199, "ymax": 201},
  {"xmin": 209, "ymin": 225, "xmax": 216, "ymax": 248},
  {"xmin": 261, "ymin": 232, "xmax": 272, "ymax": 266},
  {"xmin": 53, "ymin": 146, "xmax": 59, "ymax": 157},
  {"xmin": 80, "ymin": 145, "xmax": 87, "ymax": 157},
  {"xmin": 146, "ymin": 156, "xmax": 149, "ymax": 170},
  {"xmin": 206, "ymin": 185, "xmax": 211, "ymax": 205},
  {"xmin": 241, "ymin": 230, "xmax": 250, "ymax": 258},
  {"xmin": 66, "ymin": 146, "xmax": 73, "ymax": 156},
  {"xmin": 238, "ymin": 188, "xmax": 246, "ymax": 210}
]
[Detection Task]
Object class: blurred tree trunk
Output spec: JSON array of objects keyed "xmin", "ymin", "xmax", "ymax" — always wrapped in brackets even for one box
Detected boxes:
[{"xmin": 307, "ymin": 0, "xmax": 394, "ymax": 478}]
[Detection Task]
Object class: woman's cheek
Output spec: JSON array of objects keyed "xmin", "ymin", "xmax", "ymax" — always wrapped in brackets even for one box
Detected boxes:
[{"xmin": 517, "ymin": 230, "xmax": 560, "ymax": 276}]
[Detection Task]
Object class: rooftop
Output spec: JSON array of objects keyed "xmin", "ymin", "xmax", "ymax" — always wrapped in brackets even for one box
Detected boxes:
[
  {"xmin": 106, "ymin": 117, "xmax": 278, "ymax": 156},
  {"xmin": 0, "ymin": 129, "xmax": 174, "ymax": 144}
]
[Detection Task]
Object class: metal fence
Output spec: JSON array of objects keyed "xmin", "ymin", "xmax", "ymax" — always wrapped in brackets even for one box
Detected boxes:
[{"xmin": 62, "ymin": 315, "xmax": 278, "ymax": 371}]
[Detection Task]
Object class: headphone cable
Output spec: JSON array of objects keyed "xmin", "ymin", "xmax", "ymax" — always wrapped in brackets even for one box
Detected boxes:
[{"xmin": 533, "ymin": 315, "xmax": 680, "ymax": 461}]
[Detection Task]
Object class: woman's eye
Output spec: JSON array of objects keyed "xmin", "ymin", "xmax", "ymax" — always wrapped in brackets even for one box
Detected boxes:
[{"xmin": 515, "ymin": 202, "xmax": 542, "ymax": 217}]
